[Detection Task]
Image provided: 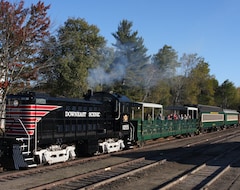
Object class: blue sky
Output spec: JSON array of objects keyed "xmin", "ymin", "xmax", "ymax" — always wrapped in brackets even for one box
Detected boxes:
[{"xmin": 21, "ymin": 0, "xmax": 240, "ymax": 87}]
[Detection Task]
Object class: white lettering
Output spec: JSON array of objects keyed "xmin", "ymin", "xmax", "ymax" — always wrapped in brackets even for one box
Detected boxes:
[
  {"xmin": 65, "ymin": 111, "xmax": 101, "ymax": 118},
  {"xmin": 88, "ymin": 112, "xmax": 101, "ymax": 117},
  {"xmin": 65, "ymin": 111, "xmax": 87, "ymax": 117}
]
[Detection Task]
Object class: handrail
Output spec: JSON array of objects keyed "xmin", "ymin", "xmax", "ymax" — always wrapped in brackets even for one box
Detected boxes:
[
  {"xmin": 129, "ymin": 122, "xmax": 135, "ymax": 141},
  {"xmin": 18, "ymin": 119, "xmax": 31, "ymax": 154},
  {"xmin": 115, "ymin": 102, "xmax": 121, "ymax": 120}
]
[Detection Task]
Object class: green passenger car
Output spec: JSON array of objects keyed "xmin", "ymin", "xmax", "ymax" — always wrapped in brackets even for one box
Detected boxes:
[
  {"xmin": 130, "ymin": 102, "xmax": 239, "ymax": 145},
  {"xmin": 138, "ymin": 119, "xmax": 198, "ymax": 141},
  {"xmin": 197, "ymin": 104, "xmax": 225, "ymax": 131},
  {"xmin": 132, "ymin": 103, "xmax": 199, "ymax": 143},
  {"xmin": 223, "ymin": 109, "xmax": 239, "ymax": 127}
]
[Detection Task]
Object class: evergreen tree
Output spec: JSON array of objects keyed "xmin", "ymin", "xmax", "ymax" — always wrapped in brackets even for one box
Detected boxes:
[
  {"xmin": 152, "ymin": 45, "xmax": 180, "ymax": 104},
  {"xmin": 152, "ymin": 45, "xmax": 180, "ymax": 78},
  {"xmin": 112, "ymin": 19, "xmax": 150, "ymax": 99}
]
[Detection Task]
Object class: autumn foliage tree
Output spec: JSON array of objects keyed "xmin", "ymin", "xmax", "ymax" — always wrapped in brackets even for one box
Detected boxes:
[{"xmin": 0, "ymin": 0, "xmax": 50, "ymax": 129}]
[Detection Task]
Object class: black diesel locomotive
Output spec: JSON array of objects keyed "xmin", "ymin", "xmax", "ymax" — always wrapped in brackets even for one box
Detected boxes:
[{"xmin": 1, "ymin": 91, "xmax": 139, "ymax": 169}]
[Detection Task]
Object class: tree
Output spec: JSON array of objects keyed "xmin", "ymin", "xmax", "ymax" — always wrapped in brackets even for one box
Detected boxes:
[
  {"xmin": 179, "ymin": 53, "xmax": 200, "ymax": 77},
  {"xmin": 111, "ymin": 19, "xmax": 150, "ymax": 99},
  {"xmin": 34, "ymin": 36, "xmax": 59, "ymax": 92},
  {"xmin": 152, "ymin": 45, "xmax": 180, "ymax": 104},
  {"xmin": 40, "ymin": 18, "xmax": 106, "ymax": 97},
  {"xmin": 148, "ymin": 80, "xmax": 171, "ymax": 105},
  {"xmin": 152, "ymin": 45, "xmax": 180, "ymax": 78},
  {"xmin": 236, "ymin": 88, "xmax": 240, "ymax": 111},
  {"xmin": 169, "ymin": 75, "xmax": 185, "ymax": 105},
  {"xmin": 186, "ymin": 60, "xmax": 216, "ymax": 105},
  {"xmin": 112, "ymin": 20, "xmax": 149, "ymax": 65},
  {"xmin": 173, "ymin": 53, "xmax": 204, "ymax": 105},
  {"xmin": 215, "ymin": 80, "xmax": 238, "ymax": 109},
  {"xmin": 0, "ymin": 0, "xmax": 50, "ymax": 129},
  {"xmin": 87, "ymin": 46, "xmax": 115, "ymax": 92}
]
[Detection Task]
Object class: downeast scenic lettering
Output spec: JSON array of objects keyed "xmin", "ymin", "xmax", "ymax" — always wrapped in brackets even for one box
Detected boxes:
[{"xmin": 65, "ymin": 111, "xmax": 101, "ymax": 117}]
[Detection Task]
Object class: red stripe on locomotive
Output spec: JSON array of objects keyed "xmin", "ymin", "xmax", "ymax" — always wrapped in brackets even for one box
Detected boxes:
[
  {"xmin": 7, "ymin": 111, "xmax": 50, "ymax": 117},
  {"xmin": 7, "ymin": 105, "xmax": 61, "ymax": 110},
  {"xmin": 5, "ymin": 104, "xmax": 61, "ymax": 136},
  {"xmin": 5, "ymin": 117, "xmax": 41, "ymax": 122},
  {"xmin": 5, "ymin": 123, "xmax": 36, "ymax": 129},
  {"xmin": 5, "ymin": 130, "xmax": 34, "ymax": 136}
]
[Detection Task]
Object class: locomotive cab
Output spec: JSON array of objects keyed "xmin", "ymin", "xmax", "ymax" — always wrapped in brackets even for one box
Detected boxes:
[{"xmin": 90, "ymin": 92, "xmax": 140, "ymax": 147}]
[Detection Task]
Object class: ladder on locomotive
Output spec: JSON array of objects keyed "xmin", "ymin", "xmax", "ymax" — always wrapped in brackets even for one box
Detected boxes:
[
  {"xmin": 13, "ymin": 137, "xmax": 36, "ymax": 169},
  {"xmin": 12, "ymin": 119, "xmax": 37, "ymax": 169}
]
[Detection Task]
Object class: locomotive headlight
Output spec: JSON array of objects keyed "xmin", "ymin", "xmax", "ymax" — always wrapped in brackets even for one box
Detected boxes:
[{"xmin": 13, "ymin": 100, "xmax": 19, "ymax": 107}]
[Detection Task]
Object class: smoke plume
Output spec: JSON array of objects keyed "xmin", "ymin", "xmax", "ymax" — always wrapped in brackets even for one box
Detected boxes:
[{"xmin": 87, "ymin": 60, "xmax": 127, "ymax": 89}]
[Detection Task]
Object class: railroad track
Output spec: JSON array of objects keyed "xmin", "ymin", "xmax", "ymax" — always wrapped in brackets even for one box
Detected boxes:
[
  {"xmin": 0, "ymin": 128, "xmax": 232, "ymax": 181},
  {"xmin": 159, "ymin": 144, "xmax": 240, "ymax": 190},
  {"xmin": 0, "ymin": 153, "xmax": 111, "ymax": 182},
  {"xmin": 1, "ymin": 127, "xmax": 240, "ymax": 189},
  {"xmin": 96, "ymin": 129, "xmax": 240, "ymax": 190},
  {"xmin": 29, "ymin": 129, "xmax": 240, "ymax": 190},
  {"xmin": 28, "ymin": 157, "xmax": 166, "ymax": 190}
]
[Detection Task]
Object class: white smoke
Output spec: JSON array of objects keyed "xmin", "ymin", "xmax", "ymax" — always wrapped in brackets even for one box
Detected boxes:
[{"xmin": 87, "ymin": 62, "xmax": 127, "ymax": 88}]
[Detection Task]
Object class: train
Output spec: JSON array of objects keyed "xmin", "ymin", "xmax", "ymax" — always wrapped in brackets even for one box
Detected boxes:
[{"xmin": 0, "ymin": 91, "xmax": 239, "ymax": 170}]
